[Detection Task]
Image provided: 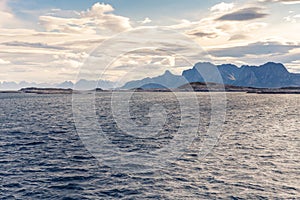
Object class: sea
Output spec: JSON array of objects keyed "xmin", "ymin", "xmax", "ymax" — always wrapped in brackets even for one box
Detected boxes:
[{"xmin": 0, "ymin": 92, "xmax": 299, "ymax": 199}]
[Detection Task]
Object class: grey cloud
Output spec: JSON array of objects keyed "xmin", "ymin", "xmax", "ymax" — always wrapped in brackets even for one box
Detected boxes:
[
  {"xmin": 113, "ymin": 65, "xmax": 133, "ymax": 70},
  {"xmin": 259, "ymin": 0, "xmax": 300, "ymax": 4},
  {"xmin": 59, "ymin": 39, "xmax": 106, "ymax": 46},
  {"xmin": 187, "ymin": 30, "xmax": 218, "ymax": 39},
  {"xmin": 7, "ymin": 67, "xmax": 33, "ymax": 73},
  {"xmin": 217, "ymin": 7, "xmax": 268, "ymax": 21},
  {"xmin": 229, "ymin": 34, "xmax": 248, "ymax": 41},
  {"xmin": 209, "ymin": 41, "xmax": 299, "ymax": 57},
  {"xmin": 2, "ymin": 41, "xmax": 66, "ymax": 50}
]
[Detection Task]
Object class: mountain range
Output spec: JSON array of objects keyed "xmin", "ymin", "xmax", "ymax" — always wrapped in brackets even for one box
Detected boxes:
[
  {"xmin": 0, "ymin": 79, "xmax": 115, "ymax": 90},
  {"xmin": 1, "ymin": 62, "xmax": 299, "ymax": 90},
  {"xmin": 122, "ymin": 70, "xmax": 187, "ymax": 89},
  {"xmin": 122, "ymin": 62, "xmax": 300, "ymax": 89}
]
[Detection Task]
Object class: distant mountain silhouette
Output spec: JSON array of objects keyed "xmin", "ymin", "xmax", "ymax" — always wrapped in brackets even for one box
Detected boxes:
[
  {"xmin": 122, "ymin": 62, "xmax": 300, "ymax": 89},
  {"xmin": 74, "ymin": 79, "xmax": 115, "ymax": 90},
  {"xmin": 56, "ymin": 81, "xmax": 74, "ymax": 89},
  {"xmin": 1, "ymin": 62, "xmax": 299, "ymax": 90},
  {"xmin": 0, "ymin": 81, "xmax": 54, "ymax": 90},
  {"xmin": 122, "ymin": 70, "xmax": 187, "ymax": 89},
  {"xmin": 183, "ymin": 62, "xmax": 300, "ymax": 88},
  {"xmin": 139, "ymin": 83, "xmax": 169, "ymax": 90},
  {"xmin": 0, "ymin": 79, "xmax": 115, "ymax": 90}
]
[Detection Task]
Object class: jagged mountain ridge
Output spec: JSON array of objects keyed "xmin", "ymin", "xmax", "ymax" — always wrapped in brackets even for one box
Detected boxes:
[
  {"xmin": 123, "ymin": 62, "xmax": 300, "ymax": 89},
  {"xmin": 1, "ymin": 62, "xmax": 299, "ymax": 90},
  {"xmin": 183, "ymin": 62, "xmax": 298, "ymax": 88},
  {"xmin": 122, "ymin": 70, "xmax": 187, "ymax": 89}
]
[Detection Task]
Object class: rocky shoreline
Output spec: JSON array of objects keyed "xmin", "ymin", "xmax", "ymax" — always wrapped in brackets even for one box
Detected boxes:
[{"xmin": 0, "ymin": 84, "xmax": 300, "ymax": 94}]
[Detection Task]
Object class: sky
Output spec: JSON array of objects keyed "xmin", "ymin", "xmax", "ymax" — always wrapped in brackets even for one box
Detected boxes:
[{"xmin": 0, "ymin": 0, "xmax": 300, "ymax": 83}]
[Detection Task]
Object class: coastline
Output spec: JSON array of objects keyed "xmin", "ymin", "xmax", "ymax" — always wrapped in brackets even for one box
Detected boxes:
[{"xmin": 1, "ymin": 84, "xmax": 300, "ymax": 94}]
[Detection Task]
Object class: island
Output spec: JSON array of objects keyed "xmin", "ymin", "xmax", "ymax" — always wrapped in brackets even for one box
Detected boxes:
[{"xmin": 19, "ymin": 87, "xmax": 73, "ymax": 94}]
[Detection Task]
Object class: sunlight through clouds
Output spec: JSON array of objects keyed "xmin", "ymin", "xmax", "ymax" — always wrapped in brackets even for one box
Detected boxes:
[{"xmin": 0, "ymin": 0, "xmax": 299, "ymax": 83}]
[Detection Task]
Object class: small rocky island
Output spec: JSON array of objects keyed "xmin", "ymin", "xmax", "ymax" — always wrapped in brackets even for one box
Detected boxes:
[{"xmin": 19, "ymin": 87, "xmax": 73, "ymax": 94}]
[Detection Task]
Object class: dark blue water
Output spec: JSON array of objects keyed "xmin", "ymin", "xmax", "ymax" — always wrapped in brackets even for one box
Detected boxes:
[{"xmin": 0, "ymin": 93, "xmax": 299, "ymax": 199}]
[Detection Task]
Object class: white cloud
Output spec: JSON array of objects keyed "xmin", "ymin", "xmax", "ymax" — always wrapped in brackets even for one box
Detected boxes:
[
  {"xmin": 0, "ymin": 0, "xmax": 19, "ymax": 28},
  {"xmin": 0, "ymin": 1, "xmax": 299, "ymax": 83},
  {"xmin": 210, "ymin": 2, "xmax": 235, "ymax": 12},
  {"xmin": 0, "ymin": 58, "xmax": 10, "ymax": 64},
  {"xmin": 158, "ymin": 56, "xmax": 176, "ymax": 67},
  {"xmin": 170, "ymin": 3, "xmax": 270, "ymax": 40},
  {"xmin": 245, "ymin": 22, "xmax": 268, "ymax": 31},
  {"xmin": 140, "ymin": 17, "xmax": 152, "ymax": 24},
  {"xmin": 0, "ymin": 2, "xmax": 133, "ymax": 82},
  {"xmin": 284, "ymin": 14, "xmax": 300, "ymax": 23},
  {"xmin": 82, "ymin": 3, "xmax": 114, "ymax": 16},
  {"xmin": 39, "ymin": 3, "xmax": 131, "ymax": 35}
]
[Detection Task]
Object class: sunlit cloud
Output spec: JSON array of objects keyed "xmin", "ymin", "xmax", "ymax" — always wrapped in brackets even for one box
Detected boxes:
[
  {"xmin": 139, "ymin": 17, "xmax": 152, "ymax": 25},
  {"xmin": 210, "ymin": 2, "xmax": 235, "ymax": 12},
  {"xmin": 0, "ymin": 58, "xmax": 11, "ymax": 64},
  {"xmin": 284, "ymin": 14, "xmax": 300, "ymax": 23},
  {"xmin": 0, "ymin": 1, "xmax": 299, "ymax": 83},
  {"xmin": 39, "ymin": 2, "xmax": 131, "ymax": 34}
]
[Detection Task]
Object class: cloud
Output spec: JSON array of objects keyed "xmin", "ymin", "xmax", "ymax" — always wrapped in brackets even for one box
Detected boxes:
[
  {"xmin": 186, "ymin": 29, "xmax": 218, "ymax": 39},
  {"xmin": 84, "ymin": 2, "xmax": 114, "ymax": 15},
  {"xmin": 0, "ymin": 58, "xmax": 10, "ymax": 64},
  {"xmin": 168, "ymin": 18, "xmax": 225, "ymax": 42},
  {"xmin": 39, "ymin": 16, "xmax": 94, "ymax": 34},
  {"xmin": 39, "ymin": 3, "xmax": 131, "ymax": 35},
  {"xmin": 2, "ymin": 41, "xmax": 66, "ymax": 50},
  {"xmin": 168, "ymin": 5, "xmax": 269, "ymax": 46},
  {"xmin": 217, "ymin": 7, "xmax": 268, "ymax": 21},
  {"xmin": 209, "ymin": 41, "xmax": 299, "ymax": 57},
  {"xmin": 259, "ymin": 0, "xmax": 300, "ymax": 4},
  {"xmin": 139, "ymin": 17, "xmax": 152, "ymax": 24},
  {"xmin": 55, "ymin": 38, "xmax": 107, "ymax": 51},
  {"xmin": 0, "ymin": 1, "xmax": 299, "ymax": 83},
  {"xmin": 245, "ymin": 22, "xmax": 268, "ymax": 30},
  {"xmin": 210, "ymin": 2, "xmax": 235, "ymax": 12},
  {"xmin": 229, "ymin": 34, "xmax": 248, "ymax": 40},
  {"xmin": 284, "ymin": 14, "xmax": 300, "ymax": 23},
  {"xmin": 0, "ymin": 0, "xmax": 20, "ymax": 28},
  {"xmin": 157, "ymin": 56, "xmax": 176, "ymax": 67}
]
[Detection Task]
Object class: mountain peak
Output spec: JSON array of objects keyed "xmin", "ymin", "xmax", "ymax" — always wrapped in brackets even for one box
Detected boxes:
[
  {"xmin": 194, "ymin": 62, "xmax": 215, "ymax": 68},
  {"xmin": 163, "ymin": 70, "xmax": 173, "ymax": 76},
  {"xmin": 259, "ymin": 62, "xmax": 289, "ymax": 73},
  {"xmin": 264, "ymin": 62, "xmax": 281, "ymax": 66},
  {"xmin": 122, "ymin": 69, "xmax": 185, "ymax": 89}
]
